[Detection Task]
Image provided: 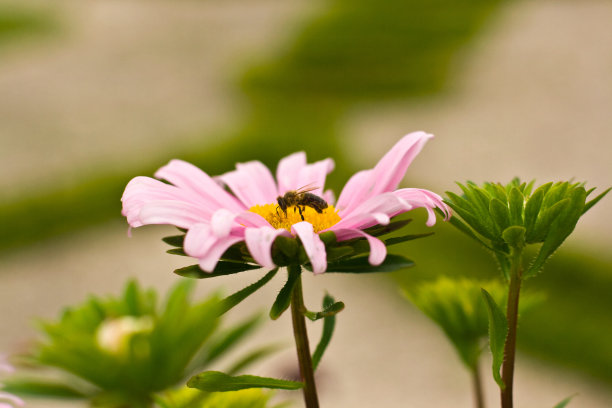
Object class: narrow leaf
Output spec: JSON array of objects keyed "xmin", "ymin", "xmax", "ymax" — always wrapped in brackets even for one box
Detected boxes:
[
  {"xmin": 582, "ymin": 187, "xmax": 610, "ymax": 214},
  {"xmin": 162, "ymin": 235, "xmax": 185, "ymax": 247},
  {"xmin": 312, "ymin": 294, "xmax": 337, "ymax": 370},
  {"xmin": 384, "ymin": 232, "xmax": 434, "ymax": 246},
  {"xmin": 174, "ymin": 262, "xmax": 261, "ymax": 279},
  {"xmin": 269, "ymin": 268, "xmax": 300, "ymax": 320},
  {"xmin": 553, "ymin": 394, "xmax": 577, "ymax": 408},
  {"xmin": 303, "ymin": 301, "xmax": 345, "ymax": 321},
  {"xmin": 325, "ymin": 254, "xmax": 414, "ymax": 273},
  {"xmin": 218, "ymin": 269, "xmax": 278, "ymax": 315},
  {"xmin": 1, "ymin": 378, "xmax": 87, "ymax": 399},
  {"xmin": 481, "ymin": 289, "xmax": 508, "ymax": 390},
  {"xmin": 508, "ymin": 187, "xmax": 524, "ymax": 226},
  {"xmin": 187, "ymin": 371, "xmax": 303, "ymax": 391},
  {"xmin": 364, "ymin": 218, "xmax": 412, "ymax": 237},
  {"xmin": 489, "ymin": 198, "xmax": 510, "ymax": 231}
]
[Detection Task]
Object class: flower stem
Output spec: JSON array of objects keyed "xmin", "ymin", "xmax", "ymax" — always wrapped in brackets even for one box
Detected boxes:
[
  {"xmin": 501, "ymin": 249, "xmax": 523, "ymax": 408},
  {"xmin": 289, "ymin": 265, "xmax": 320, "ymax": 408},
  {"xmin": 472, "ymin": 362, "xmax": 485, "ymax": 408}
]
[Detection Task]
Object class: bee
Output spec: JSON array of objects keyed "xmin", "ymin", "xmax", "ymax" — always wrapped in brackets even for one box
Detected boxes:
[{"xmin": 276, "ymin": 185, "xmax": 328, "ymax": 221}]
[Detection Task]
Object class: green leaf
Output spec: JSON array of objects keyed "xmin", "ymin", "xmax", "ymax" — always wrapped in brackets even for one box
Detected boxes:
[
  {"xmin": 553, "ymin": 394, "xmax": 577, "ymax": 408},
  {"xmin": 167, "ymin": 248, "xmax": 188, "ymax": 256},
  {"xmin": 187, "ymin": 371, "xmax": 303, "ymax": 391},
  {"xmin": 502, "ymin": 226, "xmax": 526, "ymax": 249},
  {"xmin": 582, "ymin": 187, "xmax": 610, "ymax": 214},
  {"xmin": 444, "ymin": 211, "xmax": 495, "ymax": 251},
  {"xmin": 529, "ymin": 198, "xmax": 570, "ymax": 243},
  {"xmin": 384, "ymin": 232, "xmax": 434, "ymax": 246},
  {"xmin": 1, "ymin": 378, "xmax": 87, "ymax": 399},
  {"xmin": 162, "ymin": 235, "xmax": 184, "ymax": 247},
  {"xmin": 218, "ymin": 269, "xmax": 278, "ymax": 315},
  {"xmin": 524, "ymin": 186, "xmax": 546, "ymax": 240},
  {"xmin": 481, "ymin": 288, "xmax": 508, "ymax": 390},
  {"xmin": 269, "ymin": 268, "xmax": 300, "ymax": 320},
  {"xmin": 174, "ymin": 262, "xmax": 261, "ymax": 279},
  {"xmin": 324, "ymin": 254, "xmax": 414, "ymax": 273},
  {"xmin": 364, "ymin": 218, "xmax": 412, "ymax": 237},
  {"xmin": 508, "ymin": 187, "xmax": 524, "ymax": 226},
  {"xmin": 303, "ymin": 300, "xmax": 345, "ymax": 321},
  {"xmin": 489, "ymin": 198, "xmax": 510, "ymax": 231},
  {"xmin": 312, "ymin": 294, "xmax": 337, "ymax": 371},
  {"xmin": 446, "ymin": 193, "xmax": 497, "ymax": 241}
]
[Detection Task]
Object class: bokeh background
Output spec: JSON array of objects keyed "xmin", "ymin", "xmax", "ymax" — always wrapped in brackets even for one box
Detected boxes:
[{"xmin": 1, "ymin": 0, "xmax": 611, "ymax": 406}]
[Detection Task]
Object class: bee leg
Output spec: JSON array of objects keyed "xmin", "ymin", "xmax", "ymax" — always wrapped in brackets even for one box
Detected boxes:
[{"xmin": 297, "ymin": 206, "xmax": 305, "ymax": 221}]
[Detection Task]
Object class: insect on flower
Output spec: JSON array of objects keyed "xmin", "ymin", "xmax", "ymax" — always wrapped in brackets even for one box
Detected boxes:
[{"xmin": 276, "ymin": 185, "xmax": 329, "ymax": 221}]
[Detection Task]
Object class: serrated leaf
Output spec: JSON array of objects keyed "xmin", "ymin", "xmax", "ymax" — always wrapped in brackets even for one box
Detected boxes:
[
  {"xmin": 324, "ymin": 254, "xmax": 414, "ymax": 273},
  {"xmin": 312, "ymin": 294, "xmax": 337, "ymax": 371},
  {"xmin": 302, "ymin": 300, "xmax": 345, "ymax": 321},
  {"xmin": 481, "ymin": 288, "xmax": 508, "ymax": 390},
  {"xmin": 174, "ymin": 262, "xmax": 261, "ymax": 279},
  {"xmin": 187, "ymin": 371, "xmax": 303, "ymax": 391},
  {"xmin": 162, "ymin": 235, "xmax": 185, "ymax": 247},
  {"xmin": 218, "ymin": 269, "xmax": 278, "ymax": 315},
  {"xmin": 524, "ymin": 187, "xmax": 545, "ymax": 242},
  {"xmin": 444, "ymin": 212, "xmax": 495, "ymax": 251},
  {"xmin": 269, "ymin": 268, "xmax": 300, "ymax": 320},
  {"xmin": 1, "ymin": 378, "xmax": 87, "ymax": 399},
  {"xmin": 446, "ymin": 193, "xmax": 497, "ymax": 241},
  {"xmin": 529, "ymin": 199, "xmax": 570, "ymax": 242}
]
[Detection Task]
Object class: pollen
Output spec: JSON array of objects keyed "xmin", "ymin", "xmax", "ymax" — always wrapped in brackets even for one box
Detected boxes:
[{"xmin": 249, "ymin": 203, "xmax": 341, "ymax": 233}]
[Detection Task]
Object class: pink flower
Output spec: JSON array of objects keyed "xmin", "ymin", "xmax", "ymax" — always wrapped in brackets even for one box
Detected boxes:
[{"xmin": 122, "ymin": 131, "xmax": 450, "ymax": 274}]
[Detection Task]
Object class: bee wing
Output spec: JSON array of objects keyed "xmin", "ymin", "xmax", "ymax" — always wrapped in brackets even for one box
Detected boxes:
[{"xmin": 295, "ymin": 183, "xmax": 320, "ymax": 194}]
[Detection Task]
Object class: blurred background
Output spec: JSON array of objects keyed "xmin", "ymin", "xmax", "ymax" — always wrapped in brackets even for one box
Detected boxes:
[{"xmin": 1, "ymin": 0, "xmax": 611, "ymax": 406}]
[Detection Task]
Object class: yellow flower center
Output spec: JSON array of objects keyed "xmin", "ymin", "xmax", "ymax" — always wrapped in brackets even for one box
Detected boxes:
[{"xmin": 249, "ymin": 203, "xmax": 341, "ymax": 233}]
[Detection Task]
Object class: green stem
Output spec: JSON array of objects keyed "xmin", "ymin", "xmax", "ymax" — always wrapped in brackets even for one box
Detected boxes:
[
  {"xmin": 289, "ymin": 265, "xmax": 320, "ymax": 408},
  {"xmin": 501, "ymin": 249, "xmax": 523, "ymax": 408},
  {"xmin": 472, "ymin": 362, "xmax": 485, "ymax": 408}
]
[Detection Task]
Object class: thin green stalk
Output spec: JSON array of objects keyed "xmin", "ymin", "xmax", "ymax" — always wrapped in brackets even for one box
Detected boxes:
[
  {"xmin": 501, "ymin": 249, "xmax": 523, "ymax": 408},
  {"xmin": 289, "ymin": 265, "xmax": 320, "ymax": 408},
  {"xmin": 472, "ymin": 362, "xmax": 485, "ymax": 408}
]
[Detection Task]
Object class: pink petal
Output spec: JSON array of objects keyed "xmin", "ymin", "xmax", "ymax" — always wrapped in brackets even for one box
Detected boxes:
[
  {"xmin": 0, "ymin": 393, "xmax": 24, "ymax": 407},
  {"xmin": 333, "ymin": 229, "xmax": 387, "ymax": 266},
  {"xmin": 218, "ymin": 161, "xmax": 278, "ymax": 207},
  {"xmin": 334, "ymin": 193, "xmax": 411, "ymax": 229},
  {"xmin": 394, "ymin": 188, "xmax": 451, "ymax": 226},
  {"xmin": 276, "ymin": 152, "xmax": 335, "ymax": 197},
  {"xmin": 336, "ymin": 131, "xmax": 433, "ymax": 212},
  {"xmin": 291, "ymin": 222, "xmax": 327, "ymax": 274},
  {"xmin": 122, "ymin": 176, "xmax": 211, "ymax": 227},
  {"xmin": 184, "ymin": 223, "xmax": 244, "ymax": 272},
  {"xmin": 245, "ymin": 227, "xmax": 291, "ymax": 269},
  {"xmin": 155, "ymin": 159, "xmax": 245, "ymax": 212},
  {"xmin": 138, "ymin": 201, "xmax": 210, "ymax": 230}
]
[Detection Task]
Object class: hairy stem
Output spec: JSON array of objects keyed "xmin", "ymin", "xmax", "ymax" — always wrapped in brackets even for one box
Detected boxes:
[
  {"xmin": 501, "ymin": 250, "xmax": 523, "ymax": 408},
  {"xmin": 289, "ymin": 265, "xmax": 320, "ymax": 408}
]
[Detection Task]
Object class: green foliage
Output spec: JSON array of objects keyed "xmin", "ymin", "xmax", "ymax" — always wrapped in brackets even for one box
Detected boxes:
[
  {"xmin": 481, "ymin": 288, "xmax": 508, "ymax": 389},
  {"xmin": 4, "ymin": 281, "xmax": 279, "ymax": 407},
  {"xmin": 187, "ymin": 371, "xmax": 302, "ymax": 392},
  {"xmin": 323, "ymin": 254, "xmax": 414, "ymax": 273},
  {"xmin": 405, "ymin": 277, "xmax": 506, "ymax": 369},
  {"xmin": 444, "ymin": 179, "xmax": 609, "ymax": 279},
  {"xmin": 311, "ymin": 293, "xmax": 339, "ymax": 371},
  {"xmin": 553, "ymin": 394, "xmax": 576, "ymax": 408},
  {"xmin": 269, "ymin": 267, "xmax": 301, "ymax": 320}
]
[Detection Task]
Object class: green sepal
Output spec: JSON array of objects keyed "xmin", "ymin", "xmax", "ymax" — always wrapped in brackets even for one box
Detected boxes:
[
  {"xmin": 269, "ymin": 267, "xmax": 300, "ymax": 320},
  {"xmin": 325, "ymin": 246, "xmax": 354, "ymax": 261},
  {"xmin": 312, "ymin": 293, "xmax": 338, "ymax": 371},
  {"xmin": 508, "ymin": 187, "xmax": 524, "ymax": 226},
  {"xmin": 384, "ymin": 232, "xmax": 434, "ymax": 246},
  {"xmin": 174, "ymin": 262, "xmax": 261, "ymax": 279},
  {"xmin": 218, "ymin": 269, "xmax": 278, "ymax": 315},
  {"xmin": 364, "ymin": 218, "xmax": 412, "ymax": 237},
  {"xmin": 481, "ymin": 288, "xmax": 508, "ymax": 390},
  {"xmin": 187, "ymin": 371, "xmax": 303, "ymax": 391},
  {"xmin": 0, "ymin": 378, "xmax": 87, "ymax": 399},
  {"xmin": 489, "ymin": 198, "xmax": 510, "ymax": 232},
  {"xmin": 502, "ymin": 226, "xmax": 526, "ymax": 250},
  {"xmin": 274, "ymin": 236, "xmax": 298, "ymax": 259},
  {"xmin": 302, "ymin": 300, "xmax": 345, "ymax": 321},
  {"xmin": 553, "ymin": 394, "xmax": 577, "ymax": 408},
  {"xmin": 324, "ymin": 254, "xmax": 414, "ymax": 273},
  {"xmin": 318, "ymin": 231, "xmax": 336, "ymax": 245},
  {"xmin": 162, "ymin": 235, "xmax": 185, "ymax": 247},
  {"xmin": 167, "ymin": 248, "xmax": 188, "ymax": 256}
]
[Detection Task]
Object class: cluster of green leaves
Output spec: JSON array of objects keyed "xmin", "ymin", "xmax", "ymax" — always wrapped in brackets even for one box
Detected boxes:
[
  {"xmin": 2, "ymin": 281, "xmax": 281, "ymax": 408},
  {"xmin": 162, "ymin": 218, "xmax": 429, "ymax": 393},
  {"xmin": 445, "ymin": 179, "xmax": 610, "ymax": 279}
]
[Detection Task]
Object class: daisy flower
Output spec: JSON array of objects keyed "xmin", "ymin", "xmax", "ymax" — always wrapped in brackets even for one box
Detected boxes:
[{"xmin": 121, "ymin": 131, "xmax": 450, "ymax": 274}]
